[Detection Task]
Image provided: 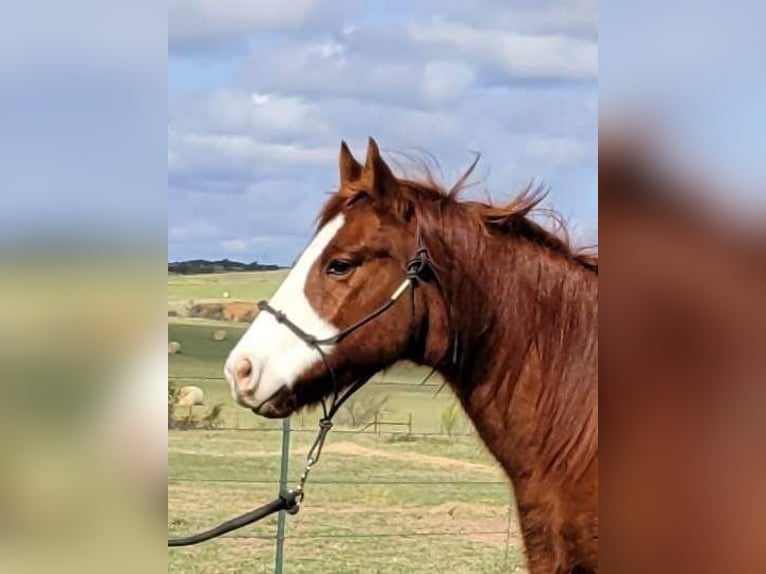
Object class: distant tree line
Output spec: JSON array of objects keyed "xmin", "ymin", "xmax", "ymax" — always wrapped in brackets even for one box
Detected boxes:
[{"xmin": 168, "ymin": 259, "xmax": 283, "ymax": 275}]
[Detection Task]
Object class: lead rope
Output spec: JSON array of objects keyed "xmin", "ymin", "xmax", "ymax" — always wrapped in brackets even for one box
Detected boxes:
[{"xmin": 169, "ymin": 243, "xmax": 432, "ymax": 547}]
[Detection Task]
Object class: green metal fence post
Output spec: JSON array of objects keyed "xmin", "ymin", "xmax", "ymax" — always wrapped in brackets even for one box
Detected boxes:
[
  {"xmin": 274, "ymin": 417, "xmax": 291, "ymax": 574},
  {"xmin": 503, "ymin": 501, "xmax": 513, "ymax": 571}
]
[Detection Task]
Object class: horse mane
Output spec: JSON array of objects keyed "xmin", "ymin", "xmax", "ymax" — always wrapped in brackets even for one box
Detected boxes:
[
  {"xmin": 321, "ymin": 157, "xmax": 598, "ymax": 274},
  {"xmin": 392, "ymin": 162, "xmax": 599, "ymax": 485}
]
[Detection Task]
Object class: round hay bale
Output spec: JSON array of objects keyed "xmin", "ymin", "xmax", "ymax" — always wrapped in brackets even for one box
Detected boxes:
[
  {"xmin": 177, "ymin": 385, "xmax": 204, "ymax": 407},
  {"xmin": 168, "ymin": 341, "xmax": 182, "ymax": 355},
  {"xmin": 212, "ymin": 329, "xmax": 228, "ymax": 341}
]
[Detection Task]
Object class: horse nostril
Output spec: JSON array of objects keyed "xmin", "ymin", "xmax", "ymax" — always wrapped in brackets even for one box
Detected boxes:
[{"xmin": 234, "ymin": 357, "xmax": 253, "ymax": 387}]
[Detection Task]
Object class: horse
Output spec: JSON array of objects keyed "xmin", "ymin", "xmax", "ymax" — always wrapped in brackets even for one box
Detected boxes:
[{"xmin": 224, "ymin": 138, "xmax": 598, "ymax": 573}]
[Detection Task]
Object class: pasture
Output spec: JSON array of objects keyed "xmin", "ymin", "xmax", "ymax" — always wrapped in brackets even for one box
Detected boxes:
[
  {"xmin": 168, "ymin": 271, "xmax": 526, "ymax": 572},
  {"xmin": 168, "ymin": 269, "xmax": 289, "ymax": 302}
]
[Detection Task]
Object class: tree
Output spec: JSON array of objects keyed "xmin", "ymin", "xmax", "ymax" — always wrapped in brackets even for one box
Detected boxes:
[{"xmin": 340, "ymin": 391, "xmax": 389, "ymax": 428}]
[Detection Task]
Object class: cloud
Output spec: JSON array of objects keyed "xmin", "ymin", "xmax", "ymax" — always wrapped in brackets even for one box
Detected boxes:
[
  {"xmin": 168, "ymin": 219, "xmax": 219, "ymax": 242},
  {"xmin": 168, "ymin": 85, "xmax": 597, "ymax": 261},
  {"xmin": 170, "ymin": 130, "xmax": 336, "ymax": 173},
  {"xmin": 236, "ymin": 37, "xmax": 423, "ymax": 108},
  {"xmin": 462, "ymin": 0, "xmax": 598, "ymax": 39},
  {"xmin": 422, "ymin": 60, "xmax": 476, "ymax": 103},
  {"xmin": 409, "ymin": 18, "xmax": 597, "ymax": 81},
  {"xmin": 232, "ymin": 15, "xmax": 596, "ymax": 110},
  {"xmin": 168, "ymin": 0, "xmax": 598, "ymax": 262},
  {"xmin": 524, "ymin": 135, "xmax": 593, "ymax": 165},
  {"xmin": 169, "ymin": 0, "xmax": 318, "ymax": 49},
  {"xmin": 220, "ymin": 239, "xmax": 248, "ymax": 254},
  {"xmin": 170, "ymin": 89, "xmax": 332, "ymax": 140}
]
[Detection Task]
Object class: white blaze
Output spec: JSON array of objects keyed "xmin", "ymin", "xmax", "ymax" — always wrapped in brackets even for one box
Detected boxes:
[{"xmin": 224, "ymin": 214, "xmax": 344, "ymax": 406}]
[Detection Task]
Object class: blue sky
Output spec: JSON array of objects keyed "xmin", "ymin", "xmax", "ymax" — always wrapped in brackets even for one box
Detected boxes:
[
  {"xmin": 0, "ymin": 0, "xmax": 165, "ymax": 243},
  {"xmin": 168, "ymin": 0, "xmax": 598, "ymax": 264},
  {"xmin": 600, "ymin": 0, "xmax": 766, "ymax": 211}
]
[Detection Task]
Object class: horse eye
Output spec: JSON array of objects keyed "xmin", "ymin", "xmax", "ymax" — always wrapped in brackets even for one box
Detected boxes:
[{"xmin": 326, "ymin": 259, "xmax": 356, "ymax": 277}]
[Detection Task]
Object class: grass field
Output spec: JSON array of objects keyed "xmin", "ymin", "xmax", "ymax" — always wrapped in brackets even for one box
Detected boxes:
[
  {"xmin": 168, "ymin": 271, "xmax": 526, "ymax": 573},
  {"xmin": 168, "ymin": 270, "xmax": 289, "ymax": 302}
]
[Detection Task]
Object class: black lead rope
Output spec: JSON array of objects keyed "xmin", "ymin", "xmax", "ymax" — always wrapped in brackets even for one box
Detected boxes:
[
  {"xmin": 168, "ymin": 492, "xmax": 299, "ymax": 547},
  {"xmin": 168, "ymin": 244, "xmax": 432, "ymax": 548},
  {"xmin": 168, "ymin": 415, "xmax": 333, "ymax": 548}
]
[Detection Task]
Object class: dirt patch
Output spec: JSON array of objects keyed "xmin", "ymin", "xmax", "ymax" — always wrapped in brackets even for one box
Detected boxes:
[
  {"xmin": 171, "ymin": 300, "xmax": 259, "ymax": 322},
  {"xmin": 300, "ymin": 500, "xmax": 520, "ymax": 550},
  {"xmin": 221, "ymin": 302, "xmax": 258, "ymax": 323},
  {"xmin": 189, "ymin": 302, "xmax": 225, "ymax": 320},
  {"xmin": 169, "ymin": 448, "xmax": 281, "ymax": 458},
  {"xmin": 169, "ymin": 484, "xmax": 275, "ymax": 512},
  {"xmin": 323, "ymin": 441, "xmax": 501, "ymax": 476},
  {"xmin": 171, "ymin": 442, "xmax": 502, "ymax": 475},
  {"xmin": 168, "ymin": 296, "xmax": 261, "ymax": 323}
]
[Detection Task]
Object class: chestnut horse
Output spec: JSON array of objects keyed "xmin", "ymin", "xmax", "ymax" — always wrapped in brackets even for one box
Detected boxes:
[{"xmin": 224, "ymin": 139, "xmax": 598, "ymax": 573}]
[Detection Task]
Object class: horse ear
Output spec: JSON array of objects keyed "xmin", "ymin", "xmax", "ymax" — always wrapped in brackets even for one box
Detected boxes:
[
  {"xmin": 339, "ymin": 141, "xmax": 362, "ymax": 185},
  {"xmin": 362, "ymin": 137, "xmax": 397, "ymax": 198}
]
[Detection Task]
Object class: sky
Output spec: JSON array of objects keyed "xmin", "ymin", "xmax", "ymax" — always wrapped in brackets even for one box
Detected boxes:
[
  {"xmin": 0, "ymin": 0, "xmax": 165, "ymax": 244},
  {"xmin": 1, "ymin": 0, "xmax": 762, "ymax": 262},
  {"xmin": 168, "ymin": 0, "xmax": 598, "ymax": 264},
  {"xmin": 600, "ymin": 0, "xmax": 766, "ymax": 213}
]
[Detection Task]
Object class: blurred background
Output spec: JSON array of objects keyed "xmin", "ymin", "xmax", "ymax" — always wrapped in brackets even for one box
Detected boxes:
[
  {"xmin": 601, "ymin": 1, "xmax": 766, "ymax": 572},
  {"xmin": 0, "ymin": 0, "xmax": 166, "ymax": 572}
]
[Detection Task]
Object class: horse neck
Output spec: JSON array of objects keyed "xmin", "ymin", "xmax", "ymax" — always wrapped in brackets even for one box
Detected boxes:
[{"xmin": 422, "ymin": 215, "xmax": 598, "ymax": 482}]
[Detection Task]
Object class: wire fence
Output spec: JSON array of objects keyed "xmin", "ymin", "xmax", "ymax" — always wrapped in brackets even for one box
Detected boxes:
[{"xmin": 167, "ymin": 375, "xmax": 523, "ymax": 573}]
